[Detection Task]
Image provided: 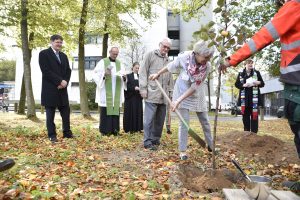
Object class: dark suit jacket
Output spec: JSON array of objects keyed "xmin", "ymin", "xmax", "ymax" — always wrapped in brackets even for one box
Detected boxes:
[
  {"xmin": 235, "ymin": 69, "xmax": 265, "ymax": 107},
  {"xmin": 39, "ymin": 47, "xmax": 71, "ymax": 107}
]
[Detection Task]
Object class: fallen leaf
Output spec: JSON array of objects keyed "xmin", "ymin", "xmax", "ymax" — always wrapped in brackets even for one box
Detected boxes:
[{"xmin": 142, "ymin": 180, "xmax": 148, "ymax": 189}]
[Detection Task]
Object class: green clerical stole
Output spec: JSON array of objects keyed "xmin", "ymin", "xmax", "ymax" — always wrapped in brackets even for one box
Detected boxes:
[{"xmin": 103, "ymin": 58, "xmax": 121, "ymax": 116}]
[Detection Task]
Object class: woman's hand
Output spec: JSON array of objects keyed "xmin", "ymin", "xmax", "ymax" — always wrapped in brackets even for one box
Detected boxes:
[
  {"xmin": 253, "ymin": 81, "xmax": 261, "ymax": 86},
  {"xmin": 243, "ymin": 83, "xmax": 251, "ymax": 88},
  {"xmin": 135, "ymin": 86, "xmax": 140, "ymax": 91},
  {"xmin": 149, "ymin": 73, "xmax": 159, "ymax": 80},
  {"xmin": 171, "ymin": 100, "xmax": 180, "ymax": 112}
]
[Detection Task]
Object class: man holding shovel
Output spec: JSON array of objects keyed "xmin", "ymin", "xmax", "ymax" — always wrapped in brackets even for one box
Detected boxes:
[
  {"xmin": 139, "ymin": 38, "xmax": 174, "ymax": 150},
  {"xmin": 150, "ymin": 40, "xmax": 214, "ymax": 160}
]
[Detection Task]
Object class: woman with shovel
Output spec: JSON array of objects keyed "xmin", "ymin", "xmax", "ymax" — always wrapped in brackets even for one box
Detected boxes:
[{"xmin": 149, "ymin": 40, "xmax": 214, "ymax": 160}]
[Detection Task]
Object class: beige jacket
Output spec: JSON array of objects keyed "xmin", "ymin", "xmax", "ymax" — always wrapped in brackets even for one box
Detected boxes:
[{"xmin": 139, "ymin": 49, "xmax": 174, "ymax": 104}]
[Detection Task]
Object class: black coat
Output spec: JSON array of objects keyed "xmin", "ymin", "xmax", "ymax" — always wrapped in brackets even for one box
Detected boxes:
[
  {"xmin": 124, "ymin": 73, "xmax": 142, "ymax": 100},
  {"xmin": 39, "ymin": 47, "xmax": 71, "ymax": 107},
  {"xmin": 235, "ymin": 69, "xmax": 265, "ymax": 107}
]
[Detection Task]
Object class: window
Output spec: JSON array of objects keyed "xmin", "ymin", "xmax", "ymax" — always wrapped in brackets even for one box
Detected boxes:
[
  {"xmin": 168, "ymin": 30, "xmax": 180, "ymax": 40},
  {"xmin": 168, "ymin": 50, "xmax": 180, "ymax": 57},
  {"xmin": 73, "ymin": 56, "xmax": 102, "ymax": 70},
  {"xmin": 86, "ymin": 35, "xmax": 102, "ymax": 44},
  {"xmin": 71, "ymin": 82, "xmax": 79, "ymax": 87}
]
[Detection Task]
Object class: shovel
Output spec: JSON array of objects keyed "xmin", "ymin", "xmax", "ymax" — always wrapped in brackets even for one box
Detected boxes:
[
  {"xmin": 154, "ymin": 79, "xmax": 206, "ymax": 148},
  {"xmin": 232, "ymin": 159, "xmax": 272, "ymax": 200}
]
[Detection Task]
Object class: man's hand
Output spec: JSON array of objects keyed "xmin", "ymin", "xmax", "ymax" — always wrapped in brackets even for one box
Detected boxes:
[
  {"xmin": 105, "ymin": 68, "xmax": 111, "ymax": 76},
  {"xmin": 149, "ymin": 73, "xmax": 159, "ymax": 81},
  {"xmin": 219, "ymin": 59, "xmax": 231, "ymax": 74},
  {"xmin": 140, "ymin": 90, "xmax": 147, "ymax": 99},
  {"xmin": 243, "ymin": 83, "xmax": 251, "ymax": 88},
  {"xmin": 135, "ymin": 86, "xmax": 140, "ymax": 91},
  {"xmin": 57, "ymin": 85, "xmax": 64, "ymax": 89},
  {"xmin": 61, "ymin": 80, "xmax": 68, "ymax": 88}
]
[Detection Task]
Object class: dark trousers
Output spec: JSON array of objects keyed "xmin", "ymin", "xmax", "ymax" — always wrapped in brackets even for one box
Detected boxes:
[
  {"xmin": 285, "ymin": 99, "xmax": 300, "ymax": 158},
  {"xmin": 143, "ymin": 102, "xmax": 166, "ymax": 146},
  {"xmin": 242, "ymin": 106, "xmax": 258, "ymax": 133},
  {"xmin": 45, "ymin": 105, "xmax": 71, "ymax": 138},
  {"xmin": 99, "ymin": 107, "xmax": 120, "ymax": 135}
]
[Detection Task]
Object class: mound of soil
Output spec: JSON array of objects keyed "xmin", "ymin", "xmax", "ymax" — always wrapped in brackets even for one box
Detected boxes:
[
  {"xmin": 177, "ymin": 164, "xmax": 241, "ymax": 193},
  {"xmin": 218, "ymin": 131, "xmax": 299, "ymax": 164}
]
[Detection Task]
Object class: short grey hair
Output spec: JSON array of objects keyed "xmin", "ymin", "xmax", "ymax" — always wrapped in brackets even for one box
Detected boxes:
[
  {"xmin": 160, "ymin": 37, "xmax": 172, "ymax": 46},
  {"xmin": 193, "ymin": 40, "xmax": 215, "ymax": 57},
  {"xmin": 109, "ymin": 46, "xmax": 119, "ymax": 51}
]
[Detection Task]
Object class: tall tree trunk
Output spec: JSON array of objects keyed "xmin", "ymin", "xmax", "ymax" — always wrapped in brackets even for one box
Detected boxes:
[
  {"xmin": 20, "ymin": 0, "xmax": 36, "ymax": 118},
  {"xmin": 18, "ymin": 32, "xmax": 34, "ymax": 114},
  {"xmin": 18, "ymin": 74, "xmax": 26, "ymax": 114},
  {"xmin": 102, "ymin": 31, "xmax": 109, "ymax": 58},
  {"xmin": 78, "ymin": 0, "xmax": 90, "ymax": 118},
  {"xmin": 101, "ymin": 1, "xmax": 112, "ymax": 58}
]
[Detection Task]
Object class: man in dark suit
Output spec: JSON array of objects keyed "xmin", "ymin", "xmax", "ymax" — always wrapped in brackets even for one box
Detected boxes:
[{"xmin": 39, "ymin": 34, "xmax": 73, "ymax": 143}]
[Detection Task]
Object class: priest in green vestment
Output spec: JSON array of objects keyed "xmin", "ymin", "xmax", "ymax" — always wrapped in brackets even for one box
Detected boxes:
[{"xmin": 92, "ymin": 47, "xmax": 127, "ymax": 135}]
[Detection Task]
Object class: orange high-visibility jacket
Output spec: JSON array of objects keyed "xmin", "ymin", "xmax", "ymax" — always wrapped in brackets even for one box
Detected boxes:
[{"xmin": 229, "ymin": 0, "xmax": 300, "ymax": 86}]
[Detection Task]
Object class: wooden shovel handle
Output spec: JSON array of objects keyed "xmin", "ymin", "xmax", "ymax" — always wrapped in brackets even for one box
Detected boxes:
[{"xmin": 154, "ymin": 79, "xmax": 206, "ymax": 148}]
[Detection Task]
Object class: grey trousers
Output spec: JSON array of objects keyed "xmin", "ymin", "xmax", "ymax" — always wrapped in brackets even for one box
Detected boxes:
[
  {"xmin": 143, "ymin": 102, "xmax": 166, "ymax": 146},
  {"xmin": 178, "ymin": 108, "xmax": 213, "ymax": 152}
]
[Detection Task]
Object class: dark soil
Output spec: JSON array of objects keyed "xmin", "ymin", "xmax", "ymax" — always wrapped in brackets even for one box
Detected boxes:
[
  {"xmin": 177, "ymin": 164, "xmax": 242, "ymax": 193},
  {"xmin": 218, "ymin": 131, "xmax": 300, "ymax": 164}
]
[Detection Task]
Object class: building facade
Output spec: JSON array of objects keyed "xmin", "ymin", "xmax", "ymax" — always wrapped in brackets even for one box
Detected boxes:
[{"xmin": 14, "ymin": 4, "xmax": 214, "ymax": 103}]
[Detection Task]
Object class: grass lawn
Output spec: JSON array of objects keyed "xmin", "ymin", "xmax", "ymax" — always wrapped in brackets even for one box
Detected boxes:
[{"xmin": 0, "ymin": 112, "xmax": 299, "ymax": 199}]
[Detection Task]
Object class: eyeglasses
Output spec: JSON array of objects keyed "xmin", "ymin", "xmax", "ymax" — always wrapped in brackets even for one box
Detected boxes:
[{"xmin": 160, "ymin": 43, "xmax": 170, "ymax": 50}]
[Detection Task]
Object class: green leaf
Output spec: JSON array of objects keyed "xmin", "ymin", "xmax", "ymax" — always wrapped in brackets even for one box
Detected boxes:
[
  {"xmin": 213, "ymin": 8, "xmax": 222, "ymax": 13},
  {"xmin": 230, "ymin": 2, "xmax": 239, "ymax": 6},
  {"xmin": 217, "ymin": 0, "xmax": 225, "ymax": 7},
  {"xmin": 207, "ymin": 21, "xmax": 215, "ymax": 28},
  {"xmin": 229, "ymin": 38, "xmax": 236, "ymax": 45}
]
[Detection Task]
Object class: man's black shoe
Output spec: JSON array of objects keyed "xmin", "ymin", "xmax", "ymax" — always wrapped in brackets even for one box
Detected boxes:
[
  {"xmin": 152, "ymin": 141, "xmax": 160, "ymax": 146},
  {"xmin": 63, "ymin": 133, "xmax": 74, "ymax": 138},
  {"xmin": 49, "ymin": 137, "xmax": 58, "ymax": 143},
  {"xmin": 167, "ymin": 130, "xmax": 172, "ymax": 134},
  {"xmin": 0, "ymin": 159, "xmax": 15, "ymax": 172},
  {"xmin": 144, "ymin": 144, "xmax": 157, "ymax": 151}
]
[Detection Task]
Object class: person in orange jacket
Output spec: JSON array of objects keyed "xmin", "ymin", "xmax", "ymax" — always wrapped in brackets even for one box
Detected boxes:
[{"xmin": 220, "ymin": 0, "xmax": 300, "ymax": 159}]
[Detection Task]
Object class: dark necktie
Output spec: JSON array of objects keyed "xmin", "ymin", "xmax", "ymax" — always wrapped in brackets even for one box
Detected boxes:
[{"xmin": 55, "ymin": 52, "xmax": 61, "ymax": 63}]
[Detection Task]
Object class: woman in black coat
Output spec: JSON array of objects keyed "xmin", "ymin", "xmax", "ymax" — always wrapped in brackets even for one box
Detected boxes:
[
  {"xmin": 123, "ymin": 62, "xmax": 143, "ymax": 133},
  {"xmin": 235, "ymin": 59, "xmax": 265, "ymax": 133}
]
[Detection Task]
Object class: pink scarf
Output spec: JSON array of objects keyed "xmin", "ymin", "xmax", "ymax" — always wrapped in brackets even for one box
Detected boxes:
[{"xmin": 187, "ymin": 54, "xmax": 207, "ymax": 85}]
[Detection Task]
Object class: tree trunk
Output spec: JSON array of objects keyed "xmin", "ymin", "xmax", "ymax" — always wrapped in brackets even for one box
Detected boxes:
[
  {"xmin": 102, "ymin": 31, "xmax": 109, "ymax": 58},
  {"xmin": 78, "ymin": 0, "xmax": 91, "ymax": 118},
  {"xmin": 18, "ymin": 74, "xmax": 26, "ymax": 114},
  {"xmin": 207, "ymin": 75, "xmax": 211, "ymax": 111},
  {"xmin": 212, "ymin": 70, "xmax": 222, "ymax": 171},
  {"xmin": 18, "ymin": 32, "xmax": 34, "ymax": 115},
  {"xmin": 20, "ymin": 0, "xmax": 36, "ymax": 118}
]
